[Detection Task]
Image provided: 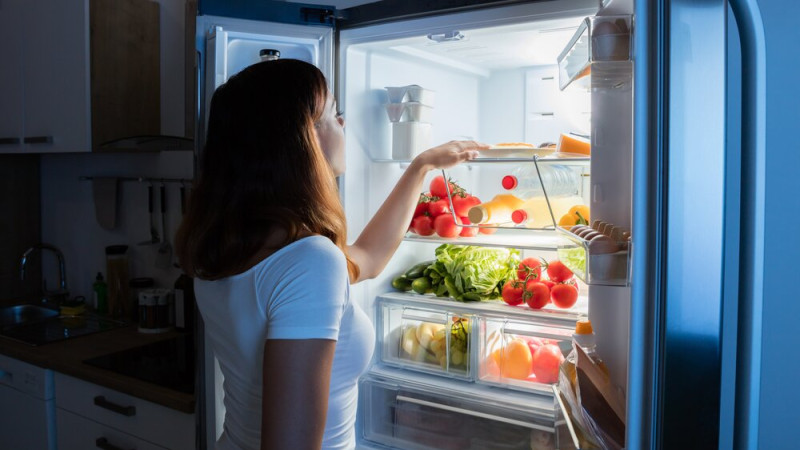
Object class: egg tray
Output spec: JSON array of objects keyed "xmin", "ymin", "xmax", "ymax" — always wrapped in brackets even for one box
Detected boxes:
[{"xmin": 555, "ymin": 223, "xmax": 630, "ymax": 286}]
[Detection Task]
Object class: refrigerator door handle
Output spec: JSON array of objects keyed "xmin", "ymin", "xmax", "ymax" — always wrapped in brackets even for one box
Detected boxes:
[{"xmin": 395, "ymin": 394, "xmax": 551, "ymax": 432}]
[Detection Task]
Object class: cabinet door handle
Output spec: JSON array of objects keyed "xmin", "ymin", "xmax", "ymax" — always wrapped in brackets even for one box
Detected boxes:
[
  {"xmin": 23, "ymin": 135, "xmax": 53, "ymax": 144},
  {"xmin": 93, "ymin": 395, "xmax": 136, "ymax": 416},
  {"xmin": 0, "ymin": 137, "xmax": 21, "ymax": 145},
  {"xmin": 95, "ymin": 437, "xmax": 134, "ymax": 450}
]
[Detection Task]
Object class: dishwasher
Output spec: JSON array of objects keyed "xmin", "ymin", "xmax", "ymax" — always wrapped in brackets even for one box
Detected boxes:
[{"xmin": 0, "ymin": 353, "xmax": 56, "ymax": 449}]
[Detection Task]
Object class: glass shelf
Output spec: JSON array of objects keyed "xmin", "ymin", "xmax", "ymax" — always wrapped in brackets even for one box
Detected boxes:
[
  {"xmin": 373, "ymin": 155, "xmax": 590, "ymax": 165},
  {"xmin": 557, "ymin": 15, "xmax": 632, "ymax": 91},
  {"xmin": 404, "ymin": 228, "xmax": 572, "ymax": 252}
]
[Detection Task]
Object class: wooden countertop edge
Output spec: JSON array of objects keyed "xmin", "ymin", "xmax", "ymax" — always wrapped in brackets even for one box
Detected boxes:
[{"xmin": 0, "ymin": 324, "xmax": 196, "ymax": 414}]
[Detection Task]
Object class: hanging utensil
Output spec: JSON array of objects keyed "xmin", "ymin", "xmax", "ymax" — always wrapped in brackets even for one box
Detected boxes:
[
  {"xmin": 155, "ymin": 183, "xmax": 173, "ymax": 268},
  {"xmin": 138, "ymin": 184, "xmax": 160, "ymax": 245}
]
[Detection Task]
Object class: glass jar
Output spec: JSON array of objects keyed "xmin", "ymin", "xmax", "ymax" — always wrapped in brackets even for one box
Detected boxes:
[{"xmin": 129, "ymin": 277, "xmax": 154, "ymax": 323}]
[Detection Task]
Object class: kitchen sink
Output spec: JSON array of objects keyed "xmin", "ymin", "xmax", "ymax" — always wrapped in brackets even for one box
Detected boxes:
[
  {"xmin": 0, "ymin": 304, "xmax": 59, "ymax": 327},
  {"xmin": 0, "ymin": 304, "xmax": 128, "ymax": 346}
]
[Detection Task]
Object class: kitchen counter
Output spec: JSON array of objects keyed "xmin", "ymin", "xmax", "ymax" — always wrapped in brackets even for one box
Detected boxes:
[{"xmin": 0, "ymin": 324, "xmax": 195, "ymax": 414}]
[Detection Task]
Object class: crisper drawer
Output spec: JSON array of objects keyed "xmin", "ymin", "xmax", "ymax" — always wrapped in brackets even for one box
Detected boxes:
[
  {"xmin": 57, "ymin": 408, "xmax": 167, "ymax": 450},
  {"xmin": 478, "ymin": 317, "xmax": 572, "ymax": 394},
  {"xmin": 377, "ymin": 300, "xmax": 472, "ymax": 380},
  {"xmin": 55, "ymin": 373, "xmax": 194, "ymax": 450},
  {"xmin": 359, "ymin": 369, "xmax": 558, "ymax": 450}
]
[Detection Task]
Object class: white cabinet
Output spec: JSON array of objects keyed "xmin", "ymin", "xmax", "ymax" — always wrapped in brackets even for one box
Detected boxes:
[
  {"xmin": 55, "ymin": 373, "xmax": 194, "ymax": 450},
  {"xmin": 0, "ymin": 0, "xmax": 159, "ymax": 154},
  {"xmin": 57, "ymin": 409, "xmax": 167, "ymax": 450}
]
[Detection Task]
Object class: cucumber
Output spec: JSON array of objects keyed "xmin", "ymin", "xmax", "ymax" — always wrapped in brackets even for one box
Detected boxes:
[
  {"xmin": 411, "ymin": 277, "xmax": 432, "ymax": 294},
  {"xmin": 404, "ymin": 262, "xmax": 430, "ymax": 279},
  {"xmin": 391, "ymin": 276, "xmax": 412, "ymax": 291}
]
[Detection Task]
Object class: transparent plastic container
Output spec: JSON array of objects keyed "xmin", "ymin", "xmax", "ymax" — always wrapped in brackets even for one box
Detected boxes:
[
  {"xmin": 378, "ymin": 301, "xmax": 472, "ymax": 379},
  {"xmin": 502, "ymin": 164, "xmax": 581, "ymax": 198},
  {"xmin": 478, "ymin": 317, "xmax": 572, "ymax": 394},
  {"xmin": 360, "ymin": 369, "xmax": 558, "ymax": 450}
]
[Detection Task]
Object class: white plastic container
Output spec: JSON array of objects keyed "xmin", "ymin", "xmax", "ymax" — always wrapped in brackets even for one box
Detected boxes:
[
  {"xmin": 392, "ymin": 122, "xmax": 432, "ymax": 160},
  {"xmin": 405, "ymin": 85, "xmax": 435, "ymax": 106}
]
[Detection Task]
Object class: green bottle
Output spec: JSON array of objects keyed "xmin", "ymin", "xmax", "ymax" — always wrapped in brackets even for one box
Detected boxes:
[{"xmin": 93, "ymin": 272, "xmax": 108, "ymax": 314}]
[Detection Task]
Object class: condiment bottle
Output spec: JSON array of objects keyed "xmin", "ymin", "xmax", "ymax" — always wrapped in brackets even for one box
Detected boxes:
[{"xmin": 92, "ymin": 272, "xmax": 108, "ymax": 314}]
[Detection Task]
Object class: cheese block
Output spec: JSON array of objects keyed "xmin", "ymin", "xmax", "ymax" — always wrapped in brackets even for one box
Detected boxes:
[{"xmin": 556, "ymin": 133, "xmax": 591, "ymax": 156}]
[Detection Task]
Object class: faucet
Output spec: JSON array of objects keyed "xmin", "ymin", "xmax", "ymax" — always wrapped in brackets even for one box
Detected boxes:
[{"xmin": 20, "ymin": 243, "xmax": 69, "ymax": 304}]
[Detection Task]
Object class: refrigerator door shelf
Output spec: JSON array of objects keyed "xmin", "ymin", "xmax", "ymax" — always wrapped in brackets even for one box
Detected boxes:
[
  {"xmin": 360, "ymin": 366, "xmax": 558, "ymax": 450},
  {"xmin": 557, "ymin": 15, "xmax": 632, "ymax": 90},
  {"xmin": 477, "ymin": 318, "xmax": 573, "ymax": 395},
  {"xmin": 555, "ymin": 226, "xmax": 631, "ymax": 286}
]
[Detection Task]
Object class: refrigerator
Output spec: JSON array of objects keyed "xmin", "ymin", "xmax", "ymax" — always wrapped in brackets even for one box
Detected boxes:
[{"xmin": 191, "ymin": 0, "xmax": 800, "ymax": 448}]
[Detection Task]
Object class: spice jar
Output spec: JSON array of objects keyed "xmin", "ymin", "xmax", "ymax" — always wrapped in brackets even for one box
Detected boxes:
[
  {"xmin": 129, "ymin": 277, "xmax": 154, "ymax": 323},
  {"xmin": 259, "ymin": 48, "xmax": 280, "ymax": 61},
  {"xmin": 138, "ymin": 288, "xmax": 173, "ymax": 333}
]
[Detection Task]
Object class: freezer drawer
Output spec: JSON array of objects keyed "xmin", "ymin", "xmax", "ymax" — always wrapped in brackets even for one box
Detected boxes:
[
  {"xmin": 359, "ymin": 370, "xmax": 558, "ymax": 450},
  {"xmin": 478, "ymin": 317, "xmax": 572, "ymax": 394},
  {"xmin": 378, "ymin": 301, "xmax": 472, "ymax": 380}
]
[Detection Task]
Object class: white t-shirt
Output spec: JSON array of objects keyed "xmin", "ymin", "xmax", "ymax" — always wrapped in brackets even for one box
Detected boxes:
[{"xmin": 195, "ymin": 235, "xmax": 375, "ymax": 449}]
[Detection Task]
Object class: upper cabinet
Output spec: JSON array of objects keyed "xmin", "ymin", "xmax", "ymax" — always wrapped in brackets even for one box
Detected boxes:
[{"xmin": 0, "ymin": 0, "xmax": 160, "ymax": 154}]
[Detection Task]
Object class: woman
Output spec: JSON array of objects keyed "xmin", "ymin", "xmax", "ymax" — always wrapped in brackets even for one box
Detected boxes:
[{"xmin": 175, "ymin": 59, "xmax": 487, "ymax": 449}]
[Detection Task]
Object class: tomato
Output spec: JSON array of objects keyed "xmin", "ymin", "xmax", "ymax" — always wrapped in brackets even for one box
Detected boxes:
[
  {"xmin": 429, "ymin": 175, "xmax": 453, "ymax": 199},
  {"xmin": 428, "ymin": 199, "xmax": 451, "ymax": 217},
  {"xmin": 550, "ymin": 283, "xmax": 578, "ymax": 309},
  {"xmin": 414, "ymin": 201, "xmax": 429, "ymax": 217},
  {"xmin": 545, "ymin": 260, "xmax": 573, "ymax": 283},
  {"xmin": 562, "ymin": 277, "xmax": 579, "ymax": 294},
  {"xmin": 540, "ymin": 279, "xmax": 555, "ymax": 290},
  {"xmin": 501, "ymin": 279, "xmax": 525, "ymax": 306},
  {"xmin": 452, "ymin": 195, "xmax": 473, "ymax": 217},
  {"xmin": 532, "ymin": 344, "xmax": 564, "ymax": 384},
  {"xmin": 411, "ymin": 215, "xmax": 434, "ymax": 236},
  {"xmin": 459, "ymin": 216, "xmax": 478, "ymax": 237},
  {"xmin": 478, "ymin": 224, "xmax": 498, "ymax": 234},
  {"xmin": 433, "ymin": 214, "xmax": 462, "ymax": 238},
  {"xmin": 524, "ymin": 280, "xmax": 550, "ymax": 309},
  {"xmin": 517, "ymin": 257, "xmax": 542, "ymax": 282}
]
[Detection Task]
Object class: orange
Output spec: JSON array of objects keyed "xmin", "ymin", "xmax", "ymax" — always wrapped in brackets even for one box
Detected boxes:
[
  {"xmin": 500, "ymin": 338, "xmax": 533, "ymax": 380},
  {"xmin": 558, "ymin": 213, "xmax": 577, "ymax": 227}
]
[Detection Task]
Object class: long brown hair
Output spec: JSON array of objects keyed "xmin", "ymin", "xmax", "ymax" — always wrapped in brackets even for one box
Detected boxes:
[{"xmin": 175, "ymin": 59, "xmax": 358, "ymax": 280}]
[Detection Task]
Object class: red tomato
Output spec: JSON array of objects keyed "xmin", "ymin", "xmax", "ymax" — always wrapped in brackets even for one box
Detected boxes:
[
  {"xmin": 517, "ymin": 257, "xmax": 543, "ymax": 282},
  {"xmin": 524, "ymin": 281, "xmax": 550, "ymax": 309},
  {"xmin": 562, "ymin": 277, "xmax": 580, "ymax": 294},
  {"xmin": 478, "ymin": 224, "xmax": 497, "ymax": 234},
  {"xmin": 540, "ymin": 279, "xmax": 555, "ymax": 290},
  {"xmin": 459, "ymin": 216, "xmax": 478, "ymax": 237},
  {"xmin": 546, "ymin": 260, "xmax": 574, "ymax": 283},
  {"xmin": 414, "ymin": 201, "xmax": 429, "ymax": 217},
  {"xmin": 433, "ymin": 214, "xmax": 462, "ymax": 238},
  {"xmin": 428, "ymin": 199, "xmax": 451, "ymax": 217},
  {"xmin": 550, "ymin": 283, "xmax": 578, "ymax": 308},
  {"xmin": 452, "ymin": 195, "xmax": 473, "ymax": 217},
  {"xmin": 411, "ymin": 215, "xmax": 434, "ymax": 236},
  {"xmin": 501, "ymin": 279, "xmax": 525, "ymax": 306},
  {"xmin": 532, "ymin": 344, "xmax": 564, "ymax": 384},
  {"xmin": 429, "ymin": 175, "xmax": 453, "ymax": 199}
]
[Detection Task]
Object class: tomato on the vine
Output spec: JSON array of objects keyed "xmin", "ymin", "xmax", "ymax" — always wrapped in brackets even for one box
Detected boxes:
[
  {"xmin": 452, "ymin": 195, "xmax": 474, "ymax": 217},
  {"xmin": 501, "ymin": 279, "xmax": 525, "ymax": 306},
  {"xmin": 427, "ymin": 199, "xmax": 451, "ymax": 217},
  {"xmin": 545, "ymin": 260, "xmax": 573, "ymax": 283},
  {"xmin": 524, "ymin": 280, "xmax": 550, "ymax": 309},
  {"xmin": 550, "ymin": 283, "xmax": 578, "ymax": 309},
  {"xmin": 429, "ymin": 175, "xmax": 453, "ymax": 199},
  {"xmin": 459, "ymin": 216, "xmax": 478, "ymax": 237},
  {"xmin": 433, "ymin": 214, "xmax": 462, "ymax": 238},
  {"xmin": 411, "ymin": 215, "xmax": 434, "ymax": 236},
  {"xmin": 517, "ymin": 257, "xmax": 543, "ymax": 282}
]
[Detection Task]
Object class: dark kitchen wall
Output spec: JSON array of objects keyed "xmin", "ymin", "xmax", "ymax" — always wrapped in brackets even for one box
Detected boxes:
[{"xmin": 0, "ymin": 155, "xmax": 42, "ymax": 301}]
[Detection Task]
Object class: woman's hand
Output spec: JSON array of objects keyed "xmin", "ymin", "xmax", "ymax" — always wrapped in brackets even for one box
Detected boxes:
[{"xmin": 412, "ymin": 140, "xmax": 489, "ymax": 172}]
